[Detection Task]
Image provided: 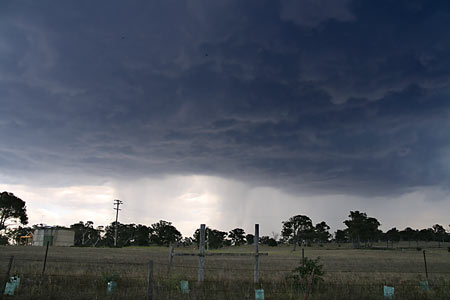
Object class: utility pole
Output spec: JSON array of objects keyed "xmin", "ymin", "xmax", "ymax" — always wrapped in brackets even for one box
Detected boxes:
[{"xmin": 113, "ymin": 199, "xmax": 123, "ymax": 247}]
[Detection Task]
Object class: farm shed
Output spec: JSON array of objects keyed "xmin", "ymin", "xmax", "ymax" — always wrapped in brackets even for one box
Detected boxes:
[{"xmin": 32, "ymin": 228, "xmax": 75, "ymax": 246}]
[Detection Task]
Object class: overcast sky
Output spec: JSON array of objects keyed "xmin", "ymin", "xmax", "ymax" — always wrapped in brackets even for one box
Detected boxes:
[{"xmin": 1, "ymin": 0, "xmax": 450, "ymax": 237}]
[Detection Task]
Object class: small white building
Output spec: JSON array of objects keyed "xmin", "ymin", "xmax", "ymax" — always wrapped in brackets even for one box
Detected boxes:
[{"xmin": 32, "ymin": 227, "xmax": 75, "ymax": 247}]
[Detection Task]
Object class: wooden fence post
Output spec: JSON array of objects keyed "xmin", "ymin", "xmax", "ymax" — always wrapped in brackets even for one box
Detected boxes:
[
  {"xmin": 423, "ymin": 250, "xmax": 428, "ymax": 280},
  {"xmin": 254, "ymin": 224, "xmax": 260, "ymax": 284},
  {"xmin": 148, "ymin": 260, "xmax": 153, "ymax": 300},
  {"xmin": 42, "ymin": 241, "xmax": 50, "ymax": 274},
  {"xmin": 167, "ymin": 243, "xmax": 174, "ymax": 276},
  {"xmin": 302, "ymin": 248, "xmax": 305, "ymax": 266},
  {"xmin": 2, "ymin": 256, "xmax": 14, "ymax": 295},
  {"xmin": 198, "ymin": 224, "xmax": 206, "ymax": 282}
]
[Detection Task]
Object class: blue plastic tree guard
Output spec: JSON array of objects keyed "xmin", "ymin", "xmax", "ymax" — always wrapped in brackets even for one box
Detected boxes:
[
  {"xmin": 419, "ymin": 280, "xmax": 429, "ymax": 291},
  {"xmin": 3, "ymin": 276, "xmax": 20, "ymax": 296},
  {"xmin": 107, "ymin": 281, "xmax": 117, "ymax": 294},
  {"xmin": 255, "ymin": 289, "xmax": 264, "ymax": 300},
  {"xmin": 384, "ymin": 285, "xmax": 395, "ymax": 299},
  {"xmin": 180, "ymin": 280, "xmax": 190, "ymax": 294}
]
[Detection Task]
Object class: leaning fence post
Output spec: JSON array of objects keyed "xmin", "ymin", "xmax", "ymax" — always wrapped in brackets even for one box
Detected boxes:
[
  {"xmin": 198, "ymin": 224, "xmax": 206, "ymax": 282},
  {"xmin": 2, "ymin": 256, "xmax": 14, "ymax": 295},
  {"xmin": 42, "ymin": 241, "xmax": 50, "ymax": 274},
  {"xmin": 254, "ymin": 224, "xmax": 260, "ymax": 284},
  {"xmin": 148, "ymin": 260, "xmax": 153, "ymax": 300},
  {"xmin": 423, "ymin": 250, "xmax": 428, "ymax": 280}
]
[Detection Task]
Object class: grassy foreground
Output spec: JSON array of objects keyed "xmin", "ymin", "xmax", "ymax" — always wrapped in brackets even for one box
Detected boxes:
[{"xmin": 1, "ymin": 243, "xmax": 450, "ymax": 299}]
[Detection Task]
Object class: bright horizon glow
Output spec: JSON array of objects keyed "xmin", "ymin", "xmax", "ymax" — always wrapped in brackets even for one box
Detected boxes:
[{"xmin": 2, "ymin": 176, "xmax": 450, "ymax": 238}]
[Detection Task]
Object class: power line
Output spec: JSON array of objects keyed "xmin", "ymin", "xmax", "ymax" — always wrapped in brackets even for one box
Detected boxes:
[{"xmin": 113, "ymin": 199, "xmax": 123, "ymax": 247}]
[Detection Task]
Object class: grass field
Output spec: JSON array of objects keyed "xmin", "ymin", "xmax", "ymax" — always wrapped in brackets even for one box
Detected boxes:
[{"xmin": 1, "ymin": 243, "xmax": 450, "ymax": 299}]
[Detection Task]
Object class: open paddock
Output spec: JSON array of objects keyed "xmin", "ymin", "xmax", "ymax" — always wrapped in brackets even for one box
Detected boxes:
[{"xmin": 1, "ymin": 244, "xmax": 450, "ymax": 299}]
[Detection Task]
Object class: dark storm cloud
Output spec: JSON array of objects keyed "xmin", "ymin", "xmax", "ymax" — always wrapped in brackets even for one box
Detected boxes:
[{"xmin": 1, "ymin": 0, "xmax": 450, "ymax": 195}]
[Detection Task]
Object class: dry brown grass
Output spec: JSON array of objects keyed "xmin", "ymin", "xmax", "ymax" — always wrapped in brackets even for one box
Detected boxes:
[{"xmin": 1, "ymin": 243, "xmax": 450, "ymax": 299}]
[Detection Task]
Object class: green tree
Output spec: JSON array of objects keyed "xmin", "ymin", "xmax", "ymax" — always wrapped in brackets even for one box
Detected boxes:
[
  {"xmin": 384, "ymin": 227, "xmax": 400, "ymax": 248},
  {"xmin": 150, "ymin": 220, "xmax": 182, "ymax": 246},
  {"xmin": 193, "ymin": 227, "xmax": 227, "ymax": 249},
  {"xmin": 419, "ymin": 228, "xmax": 434, "ymax": 243},
  {"xmin": 365, "ymin": 217, "xmax": 381, "ymax": 246},
  {"xmin": 133, "ymin": 224, "xmax": 151, "ymax": 246},
  {"xmin": 281, "ymin": 215, "xmax": 314, "ymax": 251},
  {"xmin": 259, "ymin": 236, "xmax": 278, "ymax": 246},
  {"xmin": 267, "ymin": 237, "xmax": 278, "ymax": 246},
  {"xmin": 181, "ymin": 237, "xmax": 194, "ymax": 246},
  {"xmin": 344, "ymin": 211, "xmax": 366, "ymax": 248},
  {"xmin": 208, "ymin": 229, "xmax": 228, "ymax": 249},
  {"xmin": 102, "ymin": 222, "xmax": 139, "ymax": 247},
  {"xmin": 400, "ymin": 227, "xmax": 415, "ymax": 247},
  {"xmin": 343, "ymin": 211, "xmax": 380, "ymax": 248},
  {"xmin": 228, "ymin": 228, "xmax": 246, "ymax": 246},
  {"xmin": 245, "ymin": 234, "xmax": 254, "ymax": 245},
  {"xmin": 70, "ymin": 221, "xmax": 101, "ymax": 247},
  {"xmin": 334, "ymin": 229, "xmax": 349, "ymax": 244},
  {"xmin": 432, "ymin": 224, "xmax": 446, "ymax": 247},
  {"xmin": 0, "ymin": 191, "xmax": 28, "ymax": 231},
  {"xmin": 413, "ymin": 229, "xmax": 421, "ymax": 247},
  {"xmin": 314, "ymin": 221, "xmax": 331, "ymax": 244},
  {"xmin": 101, "ymin": 222, "xmax": 121, "ymax": 247}
]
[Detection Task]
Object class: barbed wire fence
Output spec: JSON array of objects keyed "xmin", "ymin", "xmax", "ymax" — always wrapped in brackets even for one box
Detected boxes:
[
  {"xmin": 2, "ymin": 226, "xmax": 450, "ymax": 299},
  {"xmin": 2, "ymin": 256, "xmax": 450, "ymax": 299}
]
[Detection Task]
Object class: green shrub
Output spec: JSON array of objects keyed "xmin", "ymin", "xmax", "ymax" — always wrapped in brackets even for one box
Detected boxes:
[
  {"xmin": 289, "ymin": 257, "xmax": 325, "ymax": 286},
  {"xmin": 267, "ymin": 238, "xmax": 278, "ymax": 247}
]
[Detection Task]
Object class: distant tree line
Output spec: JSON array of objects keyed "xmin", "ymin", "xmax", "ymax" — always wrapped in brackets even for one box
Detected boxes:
[
  {"xmin": 335, "ymin": 211, "xmax": 450, "ymax": 249},
  {"xmin": 4, "ymin": 212, "xmax": 450, "ymax": 249},
  {"xmin": 1, "ymin": 191, "xmax": 450, "ymax": 248}
]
